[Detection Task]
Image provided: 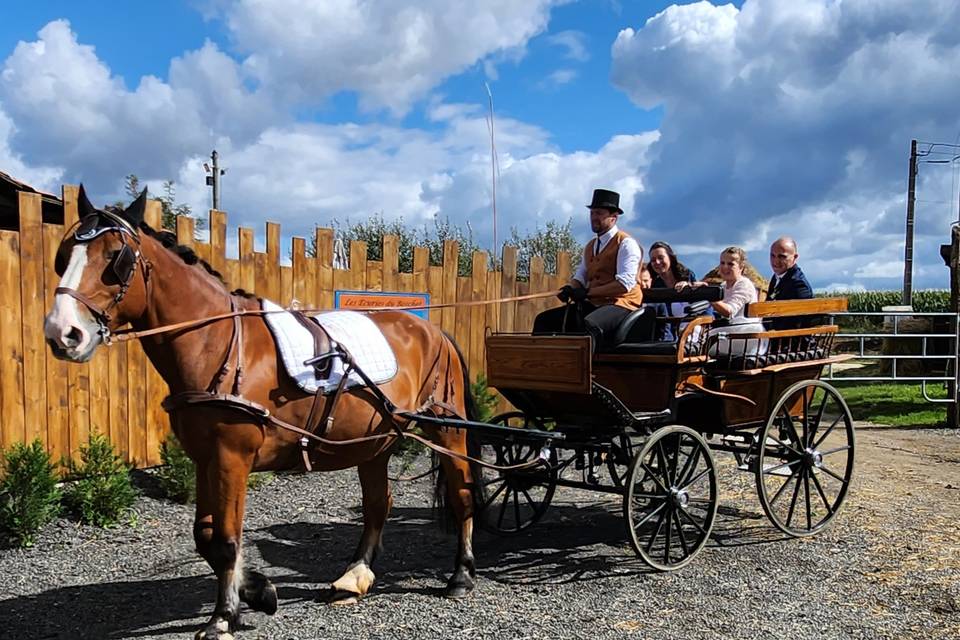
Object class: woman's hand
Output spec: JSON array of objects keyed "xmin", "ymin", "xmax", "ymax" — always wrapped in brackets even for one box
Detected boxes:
[{"xmin": 674, "ymin": 281, "xmax": 691, "ymax": 291}]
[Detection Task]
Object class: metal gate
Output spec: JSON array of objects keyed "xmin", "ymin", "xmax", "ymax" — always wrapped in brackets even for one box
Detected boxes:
[{"xmin": 822, "ymin": 310, "xmax": 959, "ymax": 405}]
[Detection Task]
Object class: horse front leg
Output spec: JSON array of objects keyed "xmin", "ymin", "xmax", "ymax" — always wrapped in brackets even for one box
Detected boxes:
[
  {"xmin": 194, "ymin": 446, "xmax": 259, "ymax": 640},
  {"xmin": 328, "ymin": 453, "xmax": 392, "ymax": 605}
]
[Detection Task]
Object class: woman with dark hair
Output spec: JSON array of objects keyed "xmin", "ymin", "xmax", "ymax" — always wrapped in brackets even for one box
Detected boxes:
[
  {"xmin": 647, "ymin": 241, "xmax": 699, "ymax": 341},
  {"xmin": 647, "ymin": 241, "xmax": 695, "ymax": 290}
]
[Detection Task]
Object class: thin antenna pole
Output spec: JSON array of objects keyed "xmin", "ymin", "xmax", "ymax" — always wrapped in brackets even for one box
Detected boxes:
[{"xmin": 485, "ymin": 82, "xmax": 497, "ymax": 261}]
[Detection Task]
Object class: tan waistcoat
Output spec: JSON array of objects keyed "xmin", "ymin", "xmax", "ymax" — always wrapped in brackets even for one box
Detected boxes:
[{"xmin": 583, "ymin": 230, "xmax": 644, "ymax": 310}]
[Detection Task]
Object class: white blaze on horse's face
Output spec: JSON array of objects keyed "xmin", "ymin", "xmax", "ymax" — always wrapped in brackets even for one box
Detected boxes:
[{"xmin": 44, "ymin": 244, "xmax": 101, "ymax": 362}]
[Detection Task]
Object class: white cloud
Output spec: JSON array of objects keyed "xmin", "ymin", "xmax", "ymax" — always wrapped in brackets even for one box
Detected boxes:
[
  {"xmin": 0, "ymin": 20, "xmax": 274, "ymax": 191},
  {"xmin": 0, "ymin": 107, "xmax": 62, "ymax": 191},
  {"xmin": 539, "ymin": 68, "xmax": 578, "ymax": 89},
  {"xmin": 611, "ymin": 0, "xmax": 960, "ymax": 289},
  {"xmin": 219, "ymin": 0, "xmax": 562, "ymax": 114},
  {"xmin": 546, "ymin": 30, "xmax": 589, "ymax": 61}
]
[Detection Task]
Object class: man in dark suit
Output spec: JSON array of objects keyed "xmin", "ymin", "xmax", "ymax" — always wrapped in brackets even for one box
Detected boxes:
[
  {"xmin": 767, "ymin": 236, "xmax": 814, "ymax": 332},
  {"xmin": 767, "ymin": 236, "xmax": 813, "ymax": 301}
]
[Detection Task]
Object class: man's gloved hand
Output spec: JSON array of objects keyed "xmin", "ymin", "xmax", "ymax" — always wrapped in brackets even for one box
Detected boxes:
[
  {"xmin": 570, "ymin": 286, "xmax": 589, "ymax": 303},
  {"xmin": 557, "ymin": 285, "xmax": 574, "ymax": 302}
]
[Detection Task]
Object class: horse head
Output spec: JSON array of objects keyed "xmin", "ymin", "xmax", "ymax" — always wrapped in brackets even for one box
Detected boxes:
[{"xmin": 44, "ymin": 184, "xmax": 151, "ymax": 362}]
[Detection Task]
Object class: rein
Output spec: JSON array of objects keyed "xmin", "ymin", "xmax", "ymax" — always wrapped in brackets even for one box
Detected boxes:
[{"xmin": 106, "ymin": 290, "xmax": 556, "ymax": 344}]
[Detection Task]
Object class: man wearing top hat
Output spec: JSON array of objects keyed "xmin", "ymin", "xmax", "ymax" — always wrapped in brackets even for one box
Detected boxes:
[{"xmin": 532, "ymin": 188, "xmax": 644, "ymax": 349}]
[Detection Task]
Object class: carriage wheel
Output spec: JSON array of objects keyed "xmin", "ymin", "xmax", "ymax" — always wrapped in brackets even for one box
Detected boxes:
[
  {"xmin": 755, "ymin": 380, "xmax": 855, "ymax": 537},
  {"xmin": 474, "ymin": 412, "xmax": 558, "ymax": 535},
  {"xmin": 623, "ymin": 425, "xmax": 717, "ymax": 571},
  {"xmin": 606, "ymin": 432, "xmax": 640, "ymax": 488}
]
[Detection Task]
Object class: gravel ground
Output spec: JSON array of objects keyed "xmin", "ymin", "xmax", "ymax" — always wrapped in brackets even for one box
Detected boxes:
[{"xmin": 1, "ymin": 423, "xmax": 958, "ymax": 640}]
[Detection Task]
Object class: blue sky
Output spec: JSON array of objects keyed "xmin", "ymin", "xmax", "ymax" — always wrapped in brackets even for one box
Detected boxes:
[{"xmin": 1, "ymin": 0, "xmax": 958, "ymax": 290}]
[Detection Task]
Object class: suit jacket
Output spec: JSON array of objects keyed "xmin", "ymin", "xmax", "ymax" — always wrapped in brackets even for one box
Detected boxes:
[{"xmin": 766, "ymin": 265, "xmax": 812, "ymax": 301}]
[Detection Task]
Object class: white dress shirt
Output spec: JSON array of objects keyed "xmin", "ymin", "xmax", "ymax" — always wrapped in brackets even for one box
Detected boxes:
[{"xmin": 572, "ymin": 225, "xmax": 643, "ymax": 292}]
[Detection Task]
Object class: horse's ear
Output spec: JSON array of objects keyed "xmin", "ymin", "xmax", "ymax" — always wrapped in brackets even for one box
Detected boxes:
[
  {"xmin": 123, "ymin": 187, "xmax": 148, "ymax": 227},
  {"xmin": 77, "ymin": 184, "xmax": 97, "ymax": 219}
]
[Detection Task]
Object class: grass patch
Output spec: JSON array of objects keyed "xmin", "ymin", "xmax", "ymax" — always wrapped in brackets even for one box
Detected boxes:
[{"xmin": 832, "ymin": 380, "xmax": 948, "ymax": 427}]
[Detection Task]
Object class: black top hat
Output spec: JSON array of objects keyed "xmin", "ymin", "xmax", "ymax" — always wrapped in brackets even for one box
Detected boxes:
[{"xmin": 586, "ymin": 188, "xmax": 623, "ymax": 214}]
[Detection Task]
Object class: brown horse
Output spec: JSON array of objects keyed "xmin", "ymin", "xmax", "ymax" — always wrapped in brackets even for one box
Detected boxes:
[{"xmin": 43, "ymin": 188, "xmax": 478, "ymax": 639}]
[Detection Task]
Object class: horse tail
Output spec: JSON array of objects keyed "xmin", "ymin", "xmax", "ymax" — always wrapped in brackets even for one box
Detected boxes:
[{"xmin": 432, "ymin": 331, "xmax": 480, "ymax": 528}]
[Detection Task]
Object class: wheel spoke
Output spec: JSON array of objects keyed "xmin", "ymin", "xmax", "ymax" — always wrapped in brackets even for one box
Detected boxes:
[
  {"xmin": 519, "ymin": 487, "xmax": 538, "ymax": 512},
  {"xmin": 809, "ymin": 390, "xmax": 829, "ymax": 446},
  {"xmin": 810, "ymin": 468, "xmax": 833, "ymax": 514},
  {"xmin": 667, "ymin": 436, "xmax": 682, "ymax": 486},
  {"xmin": 762, "ymin": 458, "xmax": 802, "ymax": 475},
  {"xmin": 675, "ymin": 443, "xmax": 701, "ymax": 487},
  {"xmin": 785, "ymin": 470, "xmax": 803, "ymax": 528},
  {"xmin": 680, "ymin": 467, "xmax": 711, "ymax": 492},
  {"xmin": 645, "ymin": 506, "xmax": 669, "ymax": 554},
  {"xmin": 812, "ymin": 414, "xmax": 843, "ymax": 450},
  {"xmin": 768, "ymin": 468, "xmax": 799, "ymax": 506},
  {"xmin": 819, "ymin": 445, "xmax": 851, "ymax": 456},
  {"xmin": 663, "ymin": 508, "xmax": 673, "ymax": 564},
  {"xmin": 642, "ymin": 463, "xmax": 671, "ymax": 494},
  {"xmin": 496, "ymin": 485, "xmax": 510, "ymax": 528},
  {"xmin": 677, "ymin": 506, "xmax": 707, "ymax": 536},
  {"xmin": 512, "ymin": 488, "xmax": 522, "ymax": 527},
  {"xmin": 672, "ymin": 509, "xmax": 690, "ymax": 558},
  {"xmin": 818, "ymin": 463, "xmax": 847, "ymax": 484},
  {"xmin": 633, "ymin": 501, "xmax": 666, "ymax": 530},
  {"xmin": 803, "ymin": 470, "xmax": 813, "ymax": 530},
  {"xmin": 801, "ymin": 390, "xmax": 810, "ymax": 448},
  {"xmin": 655, "ymin": 441, "xmax": 673, "ymax": 487},
  {"xmin": 780, "ymin": 407, "xmax": 804, "ymax": 451},
  {"xmin": 480, "ymin": 478, "xmax": 508, "ymax": 509}
]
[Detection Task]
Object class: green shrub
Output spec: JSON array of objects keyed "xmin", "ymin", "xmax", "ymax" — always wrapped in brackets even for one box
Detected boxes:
[
  {"xmin": 247, "ymin": 472, "xmax": 274, "ymax": 491},
  {"xmin": 820, "ymin": 290, "xmax": 950, "ymax": 313},
  {"xmin": 0, "ymin": 440, "xmax": 62, "ymax": 547},
  {"xmin": 156, "ymin": 434, "xmax": 196, "ymax": 503},
  {"xmin": 471, "ymin": 372, "xmax": 498, "ymax": 423},
  {"xmin": 63, "ymin": 432, "xmax": 137, "ymax": 527}
]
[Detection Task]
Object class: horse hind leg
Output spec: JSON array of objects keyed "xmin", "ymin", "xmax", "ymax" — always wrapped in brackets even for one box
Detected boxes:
[
  {"xmin": 327, "ymin": 454, "xmax": 392, "ymax": 605},
  {"xmin": 434, "ymin": 431, "xmax": 476, "ymax": 599}
]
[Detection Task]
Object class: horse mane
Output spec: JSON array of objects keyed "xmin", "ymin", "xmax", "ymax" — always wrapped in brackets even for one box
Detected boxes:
[{"xmin": 134, "ymin": 219, "xmax": 257, "ymax": 299}]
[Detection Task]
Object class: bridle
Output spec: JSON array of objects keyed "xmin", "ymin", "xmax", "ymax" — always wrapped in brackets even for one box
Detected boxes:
[{"xmin": 55, "ymin": 210, "xmax": 151, "ymax": 341}]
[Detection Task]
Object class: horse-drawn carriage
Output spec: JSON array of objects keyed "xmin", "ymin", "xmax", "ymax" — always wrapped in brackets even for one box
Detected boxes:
[{"xmin": 472, "ymin": 288, "xmax": 854, "ymax": 571}]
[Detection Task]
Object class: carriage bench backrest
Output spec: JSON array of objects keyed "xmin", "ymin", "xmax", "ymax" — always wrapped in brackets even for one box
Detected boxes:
[{"xmin": 745, "ymin": 296, "xmax": 848, "ymax": 318}]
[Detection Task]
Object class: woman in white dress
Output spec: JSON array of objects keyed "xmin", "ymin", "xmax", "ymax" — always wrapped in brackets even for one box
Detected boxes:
[{"xmin": 686, "ymin": 247, "xmax": 765, "ymax": 356}]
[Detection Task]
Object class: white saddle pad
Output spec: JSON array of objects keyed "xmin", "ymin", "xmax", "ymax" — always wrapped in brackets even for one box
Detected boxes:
[{"xmin": 262, "ymin": 300, "xmax": 398, "ymax": 394}]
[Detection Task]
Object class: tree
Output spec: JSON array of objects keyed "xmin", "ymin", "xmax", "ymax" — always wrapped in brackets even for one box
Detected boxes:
[
  {"xmin": 311, "ymin": 213, "xmax": 579, "ymax": 280},
  {"xmin": 116, "ymin": 174, "xmax": 197, "ymax": 231}
]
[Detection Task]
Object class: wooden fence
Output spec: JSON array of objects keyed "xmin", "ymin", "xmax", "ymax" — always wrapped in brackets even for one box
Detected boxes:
[{"xmin": 0, "ymin": 185, "xmax": 570, "ymax": 467}]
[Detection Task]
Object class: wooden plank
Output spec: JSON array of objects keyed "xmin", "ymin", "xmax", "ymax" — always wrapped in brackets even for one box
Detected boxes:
[
  {"xmin": 441, "ymin": 240, "xmax": 459, "ymax": 335},
  {"xmin": 42, "ymin": 223, "xmax": 69, "ymax": 461},
  {"xmin": 144, "ymin": 199, "xmax": 162, "ymax": 230},
  {"xmin": 144, "ymin": 356, "xmax": 168, "ymax": 467},
  {"xmin": 254, "ymin": 251, "xmax": 269, "ymax": 301},
  {"xmin": 265, "ymin": 221, "xmax": 281, "ymax": 301},
  {"xmin": 470, "ymin": 252, "xmax": 488, "ymax": 380},
  {"xmin": 62, "ymin": 185, "xmax": 79, "ymax": 229},
  {"xmin": 126, "ymin": 341, "xmax": 147, "ymax": 467},
  {"xmin": 746, "ymin": 297, "xmax": 848, "ymax": 318},
  {"xmin": 305, "ymin": 254, "xmax": 318, "ymax": 310},
  {"xmin": 316, "ymin": 228, "xmax": 334, "ymax": 309},
  {"xmin": 413, "ymin": 247, "xmax": 429, "ymax": 293},
  {"xmin": 224, "ymin": 258, "xmax": 239, "ymax": 291},
  {"xmin": 0, "ymin": 231, "xmax": 24, "ymax": 449},
  {"xmin": 500, "ymin": 245, "xmax": 517, "ymax": 333},
  {"xmin": 238, "ymin": 228, "xmax": 255, "ymax": 294},
  {"xmin": 515, "ymin": 280, "xmax": 531, "ymax": 335},
  {"xmin": 366, "ymin": 261, "xmax": 383, "ymax": 292},
  {"xmin": 382, "ymin": 235, "xmax": 399, "ymax": 292},
  {"xmin": 428, "ymin": 266, "xmax": 443, "ymax": 327},
  {"xmin": 108, "ymin": 343, "xmax": 129, "ymax": 462},
  {"xmin": 280, "ymin": 265, "xmax": 293, "ymax": 306},
  {"xmin": 86, "ymin": 348, "xmax": 110, "ymax": 460},
  {"xmin": 487, "ymin": 269, "xmax": 501, "ymax": 337},
  {"xmin": 291, "ymin": 237, "xmax": 307, "ymax": 307},
  {"xmin": 209, "ymin": 210, "xmax": 227, "ymax": 278},
  {"xmin": 527, "ymin": 256, "xmax": 546, "ymax": 333},
  {"xmin": 350, "ymin": 241, "xmax": 367, "ymax": 291},
  {"xmin": 399, "ymin": 272, "xmax": 413, "ymax": 292},
  {"xmin": 557, "ymin": 251, "xmax": 572, "ymax": 282},
  {"xmin": 18, "ymin": 193, "xmax": 47, "ymax": 447},
  {"xmin": 455, "ymin": 276, "xmax": 472, "ymax": 377},
  {"xmin": 176, "ymin": 216, "xmax": 195, "ymax": 247}
]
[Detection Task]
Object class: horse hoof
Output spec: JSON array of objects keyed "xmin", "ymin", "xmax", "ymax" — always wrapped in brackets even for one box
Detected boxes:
[
  {"xmin": 326, "ymin": 590, "xmax": 360, "ymax": 606},
  {"xmin": 195, "ymin": 619, "xmax": 234, "ymax": 640},
  {"xmin": 241, "ymin": 572, "xmax": 278, "ymax": 615},
  {"xmin": 444, "ymin": 584, "xmax": 473, "ymax": 600}
]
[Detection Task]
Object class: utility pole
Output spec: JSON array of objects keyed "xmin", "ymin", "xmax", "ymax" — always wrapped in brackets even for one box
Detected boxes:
[
  {"xmin": 485, "ymin": 83, "xmax": 498, "ymax": 260},
  {"xmin": 902, "ymin": 139, "xmax": 918, "ymax": 306},
  {"xmin": 203, "ymin": 150, "xmax": 226, "ymax": 210}
]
